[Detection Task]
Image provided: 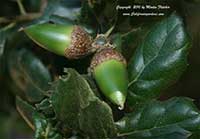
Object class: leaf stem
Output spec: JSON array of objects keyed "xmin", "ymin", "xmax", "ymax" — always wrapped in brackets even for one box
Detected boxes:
[
  {"xmin": 16, "ymin": 0, "xmax": 26, "ymax": 15},
  {"xmin": 1, "ymin": 22, "xmax": 16, "ymax": 31},
  {"xmin": 0, "ymin": 13, "xmax": 42, "ymax": 24},
  {"xmin": 45, "ymin": 123, "xmax": 50, "ymax": 139},
  {"xmin": 121, "ymin": 27, "xmax": 141, "ymax": 38},
  {"xmin": 105, "ymin": 25, "xmax": 115, "ymax": 38}
]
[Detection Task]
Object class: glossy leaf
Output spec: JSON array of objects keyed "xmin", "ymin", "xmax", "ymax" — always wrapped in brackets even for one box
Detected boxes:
[
  {"xmin": 110, "ymin": 33, "xmax": 122, "ymax": 52},
  {"xmin": 121, "ymin": 25, "xmax": 152, "ymax": 61},
  {"xmin": 0, "ymin": 26, "xmax": 16, "ymax": 76},
  {"xmin": 127, "ymin": 13, "xmax": 191, "ymax": 106},
  {"xmin": 8, "ymin": 48, "xmax": 52, "ymax": 103},
  {"xmin": 116, "ymin": 97, "xmax": 200, "ymax": 139},
  {"xmin": 51, "ymin": 68, "xmax": 117, "ymax": 138}
]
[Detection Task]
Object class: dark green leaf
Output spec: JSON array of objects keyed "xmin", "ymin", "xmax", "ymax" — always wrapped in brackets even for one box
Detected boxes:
[
  {"xmin": 110, "ymin": 33, "xmax": 123, "ymax": 52},
  {"xmin": 79, "ymin": 1, "xmax": 98, "ymax": 30},
  {"xmin": 0, "ymin": 111, "xmax": 33, "ymax": 139},
  {"xmin": 80, "ymin": 0, "xmax": 118, "ymax": 33},
  {"xmin": 189, "ymin": 131, "xmax": 200, "ymax": 139},
  {"xmin": 23, "ymin": 0, "xmax": 97, "ymax": 39},
  {"xmin": 8, "ymin": 48, "xmax": 52, "ymax": 103},
  {"xmin": 23, "ymin": 0, "xmax": 42, "ymax": 12},
  {"xmin": 16, "ymin": 97, "xmax": 36, "ymax": 130},
  {"xmin": 25, "ymin": 0, "xmax": 60, "ymax": 26},
  {"xmin": 116, "ymin": 97, "xmax": 200, "ymax": 139},
  {"xmin": 127, "ymin": 13, "xmax": 191, "ymax": 106},
  {"xmin": 0, "ymin": 26, "xmax": 17, "ymax": 76},
  {"xmin": 51, "ymin": 68, "xmax": 117, "ymax": 138},
  {"xmin": 121, "ymin": 25, "xmax": 152, "ymax": 60}
]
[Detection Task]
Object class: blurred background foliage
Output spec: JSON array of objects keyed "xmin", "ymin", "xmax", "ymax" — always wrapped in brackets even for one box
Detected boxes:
[{"xmin": 0, "ymin": 0, "xmax": 200, "ymax": 138}]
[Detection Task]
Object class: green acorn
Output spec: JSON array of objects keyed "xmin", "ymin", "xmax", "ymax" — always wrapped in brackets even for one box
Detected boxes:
[
  {"xmin": 24, "ymin": 23, "xmax": 96, "ymax": 59},
  {"xmin": 90, "ymin": 47, "xmax": 128, "ymax": 109}
]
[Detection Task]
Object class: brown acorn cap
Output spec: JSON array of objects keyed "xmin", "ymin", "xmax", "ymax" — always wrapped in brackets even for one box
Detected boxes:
[
  {"xmin": 65, "ymin": 25, "xmax": 93, "ymax": 59},
  {"xmin": 90, "ymin": 47, "xmax": 127, "ymax": 72}
]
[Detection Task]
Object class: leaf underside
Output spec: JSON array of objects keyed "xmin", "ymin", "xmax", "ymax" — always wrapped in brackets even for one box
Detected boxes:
[{"xmin": 51, "ymin": 68, "xmax": 117, "ymax": 138}]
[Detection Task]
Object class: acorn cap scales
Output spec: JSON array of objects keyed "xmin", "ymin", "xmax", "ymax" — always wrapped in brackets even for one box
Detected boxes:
[{"xmin": 24, "ymin": 23, "xmax": 94, "ymax": 59}]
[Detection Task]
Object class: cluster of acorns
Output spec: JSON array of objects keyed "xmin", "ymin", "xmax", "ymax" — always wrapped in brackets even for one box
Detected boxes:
[{"xmin": 24, "ymin": 23, "xmax": 128, "ymax": 109}]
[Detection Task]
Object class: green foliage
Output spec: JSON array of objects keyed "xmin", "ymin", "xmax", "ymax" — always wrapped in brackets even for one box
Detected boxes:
[
  {"xmin": 51, "ymin": 68, "xmax": 117, "ymax": 138},
  {"xmin": 127, "ymin": 13, "xmax": 191, "ymax": 106},
  {"xmin": 16, "ymin": 97, "xmax": 36, "ymax": 129},
  {"xmin": 116, "ymin": 97, "xmax": 200, "ymax": 139},
  {"xmin": 8, "ymin": 48, "xmax": 52, "ymax": 103},
  {"xmin": 0, "ymin": 0, "xmax": 199, "ymax": 139}
]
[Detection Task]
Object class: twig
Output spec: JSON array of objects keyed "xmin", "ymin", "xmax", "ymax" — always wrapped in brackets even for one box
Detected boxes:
[
  {"xmin": 105, "ymin": 25, "xmax": 115, "ymax": 38},
  {"xmin": 0, "ymin": 13, "xmax": 42, "ymax": 24},
  {"xmin": 121, "ymin": 27, "xmax": 141, "ymax": 38},
  {"xmin": 1, "ymin": 22, "xmax": 16, "ymax": 31},
  {"xmin": 16, "ymin": 0, "xmax": 26, "ymax": 15}
]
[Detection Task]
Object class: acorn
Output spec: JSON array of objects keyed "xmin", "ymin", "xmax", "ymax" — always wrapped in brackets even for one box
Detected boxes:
[
  {"xmin": 24, "ymin": 23, "xmax": 96, "ymax": 59},
  {"xmin": 90, "ymin": 47, "xmax": 128, "ymax": 109}
]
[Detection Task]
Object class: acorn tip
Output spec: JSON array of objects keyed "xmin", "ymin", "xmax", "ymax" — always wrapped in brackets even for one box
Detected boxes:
[
  {"xmin": 118, "ymin": 103, "xmax": 124, "ymax": 110},
  {"xmin": 18, "ymin": 27, "xmax": 25, "ymax": 32}
]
